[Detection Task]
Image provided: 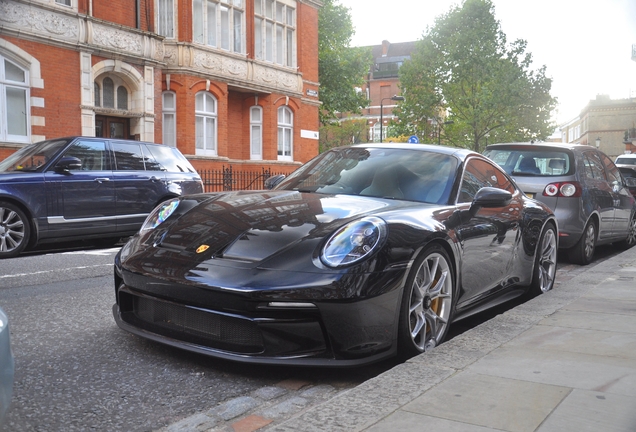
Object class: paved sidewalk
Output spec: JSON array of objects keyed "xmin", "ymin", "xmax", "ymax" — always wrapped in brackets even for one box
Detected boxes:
[{"xmin": 268, "ymin": 247, "xmax": 636, "ymax": 432}]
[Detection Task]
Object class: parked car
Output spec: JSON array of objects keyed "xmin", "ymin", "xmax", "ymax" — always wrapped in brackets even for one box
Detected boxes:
[
  {"xmin": 0, "ymin": 137, "xmax": 203, "ymax": 258},
  {"xmin": 615, "ymin": 154, "xmax": 636, "ymax": 196},
  {"xmin": 113, "ymin": 143, "xmax": 558, "ymax": 366},
  {"xmin": 484, "ymin": 142, "xmax": 636, "ymax": 265},
  {"xmin": 0, "ymin": 306, "xmax": 13, "ymax": 424}
]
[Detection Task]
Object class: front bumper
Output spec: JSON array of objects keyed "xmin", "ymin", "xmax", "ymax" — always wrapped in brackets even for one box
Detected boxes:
[{"xmin": 113, "ymin": 262, "xmax": 405, "ymax": 366}]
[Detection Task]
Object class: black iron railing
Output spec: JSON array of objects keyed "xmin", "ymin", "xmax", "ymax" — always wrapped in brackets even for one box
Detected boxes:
[{"xmin": 198, "ymin": 166, "xmax": 287, "ymax": 193}]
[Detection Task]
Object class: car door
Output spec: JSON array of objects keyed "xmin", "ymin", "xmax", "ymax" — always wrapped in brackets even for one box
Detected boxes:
[
  {"xmin": 582, "ymin": 151, "xmax": 615, "ymax": 240},
  {"xmin": 110, "ymin": 141, "xmax": 168, "ymax": 233},
  {"xmin": 454, "ymin": 157, "xmax": 522, "ymax": 307},
  {"xmin": 43, "ymin": 139, "xmax": 116, "ymax": 236},
  {"xmin": 600, "ymin": 153, "xmax": 634, "ymax": 238}
]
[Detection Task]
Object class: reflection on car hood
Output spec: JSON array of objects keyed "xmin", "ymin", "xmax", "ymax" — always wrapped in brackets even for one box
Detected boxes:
[{"xmin": 152, "ymin": 190, "xmax": 399, "ymax": 262}]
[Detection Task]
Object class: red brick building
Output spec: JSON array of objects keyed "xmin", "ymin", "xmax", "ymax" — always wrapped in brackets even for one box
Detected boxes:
[{"xmin": 0, "ymin": 0, "xmax": 322, "ymax": 175}]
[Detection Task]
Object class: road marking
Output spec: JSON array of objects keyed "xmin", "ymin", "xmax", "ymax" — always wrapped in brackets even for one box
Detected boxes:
[{"xmin": 0, "ymin": 264, "xmax": 111, "ymax": 279}]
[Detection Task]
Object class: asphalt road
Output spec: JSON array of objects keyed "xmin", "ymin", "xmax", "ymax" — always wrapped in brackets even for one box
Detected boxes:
[{"xmin": 0, "ymin": 242, "xmax": 620, "ymax": 431}]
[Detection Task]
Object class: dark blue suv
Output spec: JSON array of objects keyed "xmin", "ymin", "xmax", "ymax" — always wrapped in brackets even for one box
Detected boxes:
[{"xmin": 0, "ymin": 137, "xmax": 203, "ymax": 258}]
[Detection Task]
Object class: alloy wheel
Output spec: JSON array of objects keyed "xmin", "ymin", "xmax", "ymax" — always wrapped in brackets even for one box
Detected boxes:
[
  {"xmin": 0, "ymin": 205, "xmax": 26, "ymax": 254},
  {"xmin": 408, "ymin": 252, "xmax": 453, "ymax": 351},
  {"xmin": 536, "ymin": 227, "xmax": 557, "ymax": 292}
]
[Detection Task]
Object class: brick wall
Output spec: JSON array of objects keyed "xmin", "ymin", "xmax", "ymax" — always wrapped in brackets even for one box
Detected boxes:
[{"xmin": 92, "ymin": 0, "xmax": 154, "ymax": 32}]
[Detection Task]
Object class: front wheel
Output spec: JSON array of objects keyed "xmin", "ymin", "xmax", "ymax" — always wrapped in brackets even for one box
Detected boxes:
[
  {"xmin": 0, "ymin": 202, "xmax": 30, "ymax": 258},
  {"xmin": 398, "ymin": 244, "xmax": 455, "ymax": 360},
  {"xmin": 567, "ymin": 220, "xmax": 596, "ymax": 265},
  {"xmin": 528, "ymin": 223, "xmax": 558, "ymax": 296}
]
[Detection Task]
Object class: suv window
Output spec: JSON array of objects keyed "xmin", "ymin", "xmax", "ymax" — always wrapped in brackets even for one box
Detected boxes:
[
  {"xmin": 62, "ymin": 140, "xmax": 109, "ymax": 171},
  {"xmin": 112, "ymin": 142, "xmax": 146, "ymax": 171},
  {"xmin": 615, "ymin": 156, "xmax": 636, "ymax": 165},
  {"xmin": 144, "ymin": 145, "xmax": 197, "ymax": 173}
]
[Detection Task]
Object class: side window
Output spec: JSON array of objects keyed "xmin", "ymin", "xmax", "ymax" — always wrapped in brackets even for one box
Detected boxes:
[
  {"xmin": 112, "ymin": 142, "xmax": 146, "ymax": 171},
  {"xmin": 141, "ymin": 145, "xmax": 164, "ymax": 171},
  {"xmin": 583, "ymin": 151, "xmax": 606, "ymax": 180},
  {"xmin": 62, "ymin": 140, "xmax": 108, "ymax": 171},
  {"xmin": 600, "ymin": 153, "xmax": 622, "ymax": 186},
  {"xmin": 459, "ymin": 158, "xmax": 513, "ymax": 203}
]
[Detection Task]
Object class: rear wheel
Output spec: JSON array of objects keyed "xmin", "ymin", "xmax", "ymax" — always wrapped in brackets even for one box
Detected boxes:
[
  {"xmin": 567, "ymin": 220, "xmax": 596, "ymax": 265},
  {"xmin": 398, "ymin": 244, "xmax": 455, "ymax": 360},
  {"xmin": 0, "ymin": 202, "xmax": 30, "ymax": 258},
  {"xmin": 528, "ymin": 223, "xmax": 557, "ymax": 296}
]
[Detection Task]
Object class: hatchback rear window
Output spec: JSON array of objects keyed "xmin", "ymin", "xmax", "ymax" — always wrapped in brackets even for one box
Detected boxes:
[
  {"xmin": 615, "ymin": 157, "xmax": 636, "ymax": 166},
  {"xmin": 484, "ymin": 148, "xmax": 573, "ymax": 176}
]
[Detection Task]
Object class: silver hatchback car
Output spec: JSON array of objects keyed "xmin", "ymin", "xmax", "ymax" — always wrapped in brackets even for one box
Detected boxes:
[{"xmin": 484, "ymin": 143, "xmax": 636, "ymax": 265}]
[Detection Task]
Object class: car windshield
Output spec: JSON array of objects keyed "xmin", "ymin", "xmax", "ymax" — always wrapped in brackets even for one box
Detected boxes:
[
  {"xmin": 0, "ymin": 139, "xmax": 71, "ymax": 173},
  {"xmin": 484, "ymin": 148, "xmax": 573, "ymax": 177},
  {"xmin": 615, "ymin": 157, "xmax": 636, "ymax": 166},
  {"xmin": 275, "ymin": 146, "xmax": 458, "ymax": 204}
]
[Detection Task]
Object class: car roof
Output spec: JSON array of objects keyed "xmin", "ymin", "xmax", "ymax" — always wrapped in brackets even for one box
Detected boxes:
[
  {"xmin": 484, "ymin": 142, "xmax": 596, "ymax": 152},
  {"xmin": 34, "ymin": 136, "xmax": 172, "ymax": 148},
  {"xmin": 616, "ymin": 154, "xmax": 636, "ymax": 158}
]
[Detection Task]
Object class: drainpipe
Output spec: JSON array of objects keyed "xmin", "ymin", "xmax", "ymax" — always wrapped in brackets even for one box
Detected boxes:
[{"xmin": 136, "ymin": 0, "xmax": 141, "ymax": 29}]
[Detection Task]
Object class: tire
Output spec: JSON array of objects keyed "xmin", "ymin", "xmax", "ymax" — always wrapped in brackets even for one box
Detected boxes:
[
  {"xmin": 0, "ymin": 202, "xmax": 30, "ymax": 258},
  {"xmin": 567, "ymin": 220, "xmax": 596, "ymax": 265},
  {"xmin": 528, "ymin": 223, "xmax": 558, "ymax": 296},
  {"xmin": 615, "ymin": 213, "xmax": 636, "ymax": 250},
  {"xmin": 398, "ymin": 244, "xmax": 455, "ymax": 360}
]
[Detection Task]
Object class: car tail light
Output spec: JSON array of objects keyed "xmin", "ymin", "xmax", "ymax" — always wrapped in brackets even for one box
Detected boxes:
[{"xmin": 543, "ymin": 182, "xmax": 581, "ymax": 198}]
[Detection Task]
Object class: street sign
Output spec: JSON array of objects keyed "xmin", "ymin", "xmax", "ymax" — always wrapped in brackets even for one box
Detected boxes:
[{"xmin": 407, "ymin": 135, "xmax": 419, "ymax": 143}]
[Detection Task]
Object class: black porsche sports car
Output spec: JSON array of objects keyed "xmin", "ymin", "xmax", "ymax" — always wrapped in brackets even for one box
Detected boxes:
[{"xmin": 113, "ymin": 144, "xmax": 558, "ymax": 366}]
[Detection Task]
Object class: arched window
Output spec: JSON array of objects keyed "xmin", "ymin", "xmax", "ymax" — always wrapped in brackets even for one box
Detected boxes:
[
  {"xmin": 250, "ymin": 106, "xmax": 262, "ymax": 160},
  {"xmin": 195, "ymin": 92, "xmax": 217, "ymax": 156},
  {"xmin": 94, "ymin": 82, "xmax": 100, "ymax": 107},
  {"xmin": 1, "ymin": 55, "xmax": 30, "ymax": 142},
  {"xmin": 103, "ymin": 77, "xmax": 115, "ymax": 108},
  {"xmin": 117, "ymin": 86, "xmax": 128, "ymax": 110},
  {"xmin": 277, "ymin": 106, "xmax": 293, "ymax": 161},
  {"xmin": 162, "ymin": 91, "xmax": 176, "ymax": 147}
]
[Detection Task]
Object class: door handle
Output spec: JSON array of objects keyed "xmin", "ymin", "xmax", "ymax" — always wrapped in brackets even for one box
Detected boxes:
[{"xmin": 94, "ymin": 178, "xmax": 110, "ymax": 183}]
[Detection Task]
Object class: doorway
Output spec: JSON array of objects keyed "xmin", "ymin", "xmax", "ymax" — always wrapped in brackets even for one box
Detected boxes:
[{"xmin": 95, "ymin": 116, "xmax": 130, "ymax": 139}]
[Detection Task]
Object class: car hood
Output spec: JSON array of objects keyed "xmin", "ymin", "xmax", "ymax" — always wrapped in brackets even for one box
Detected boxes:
[{"xmin": 143, "ymin": 190, "xmax": 414, "ymax": 264}]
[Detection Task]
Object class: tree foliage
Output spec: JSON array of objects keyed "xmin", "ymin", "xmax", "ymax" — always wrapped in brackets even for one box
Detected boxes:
[
  {"xmin": 319, "ymin": 119, "xmax": 368, "ymax": 152},
  {"xmin": 395, "ymin": 0, "xmax": 557, "ymax": 152},
  {"xmin": 318, "ymin": 0, "xmax": 373, "ymax": 125}
]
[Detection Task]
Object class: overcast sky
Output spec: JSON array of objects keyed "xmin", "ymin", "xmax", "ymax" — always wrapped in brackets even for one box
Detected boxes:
[{"xmin": 343, "ymin": 0, "xmax": 636, "ymax": 125}]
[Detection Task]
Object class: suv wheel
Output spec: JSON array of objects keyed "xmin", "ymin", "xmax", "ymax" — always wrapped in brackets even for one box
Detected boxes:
[
  {"xmin": 0, "ymin": 202, "xmax": 30, "ymax": 258},
  {"xmin": 567, "ymin": 220, "xmax": 596, "ymax": 265}
]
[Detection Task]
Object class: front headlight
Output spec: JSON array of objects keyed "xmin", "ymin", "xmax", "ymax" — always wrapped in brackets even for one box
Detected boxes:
[
  {"xmin": 140, "ymin": 198, "xmax": 180, "ymax": 232},
  {"xmin": 321, "ymin": 216, "xmax": 387, "ymax": 267}
]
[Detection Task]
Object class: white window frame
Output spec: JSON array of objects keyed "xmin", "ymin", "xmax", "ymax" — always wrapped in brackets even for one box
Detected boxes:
[
  {"xmin": 277, "ymin": 106, "xmax": 293, "ymax": 161},
  {"xmin": 250, "ymin": 106, "xmax": 263, "ymax": 160},
  {"xmin": 0, "ymin": 55, "xmax": 31, "ymax": 144},
  {"xmin": 94, "ymin": 75, "xmax": 130, "ymax": 111},
  {"xmin": 55, "ymin": 0, "xmax": 71, "ymax": 5},
  {"xmin": 254, "ymin": 0, "xmax": 296, "ymax": 67},
  {"xmin": 195, "ymin": 92, "xmax": 217, "ymax": 156},
  {"xmin": 193, "ymin": 0, "xmax": 245, "ymax": 54},
  {"xmin": 156, "ymin": 0, "xmax": 175, "ymax": 39},
  {"xmin": 162, "ymin": 91, "xmax": 177, "ymax": 147}
]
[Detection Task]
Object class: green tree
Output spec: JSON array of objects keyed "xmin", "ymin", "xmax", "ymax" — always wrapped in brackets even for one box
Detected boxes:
[
  {"xmin": 319, "ymin": 119, "xmax": 368, "ymax": 152},
  {"xmin": 396, "ymin": 0, "xmax": 557, "ymax": 152},
  {"xmin": 319, "ymin": 0, "xmax": 373, "ymax": 125}
]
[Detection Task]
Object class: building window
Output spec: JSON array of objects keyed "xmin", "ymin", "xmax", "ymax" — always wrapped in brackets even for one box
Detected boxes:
[
  {"xmin": 0, "ymin": 55, "xmax": 30, "ymax": 143},
  {"xmin": 193, "ymin": 0, "xmax": 244, "ymax": 54},
  {"xmin": 157, "ymin": 0, "xmax": 175, "ymax": 38},
  {"xmin": 250, "ymin": 106, "xmax": 262, "ymax": 160},
  {"xmin": 277, "ymin": 106, "xmax": 293, "ymax": 161},
  {"xmin": 55, "ymin": 0, "xmax": 71, "ymax": 5},
  {"xmin": 162, "ymin": 92, "xmax": 176, "ymax": 147},
  {"xmin": 195, "ymin": 92, "xmax": 217, "ymax": 156},
  {"xmin": 94, "ymin": 75, "xmax": 130, "ymax": 111},
  {"xmin": 254, "ymin": 0, "xmax": 296, "ymax": 67}
]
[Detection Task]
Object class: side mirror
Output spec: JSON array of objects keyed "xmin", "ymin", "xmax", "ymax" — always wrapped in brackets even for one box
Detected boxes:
[
  {"xmin": 469, "ymin": 187, "xmax": 512, "ymax": 219},
  {"xmin": 54, "ymin": 156, "xmax": 82, "ymax": 173},
  {"xmin": 625, "ymin": 177, "xmax": 636, "ymax": 188},
  {"xmin": 264, "ymin": 174, "xmax": 285, "ymax": 190}
]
